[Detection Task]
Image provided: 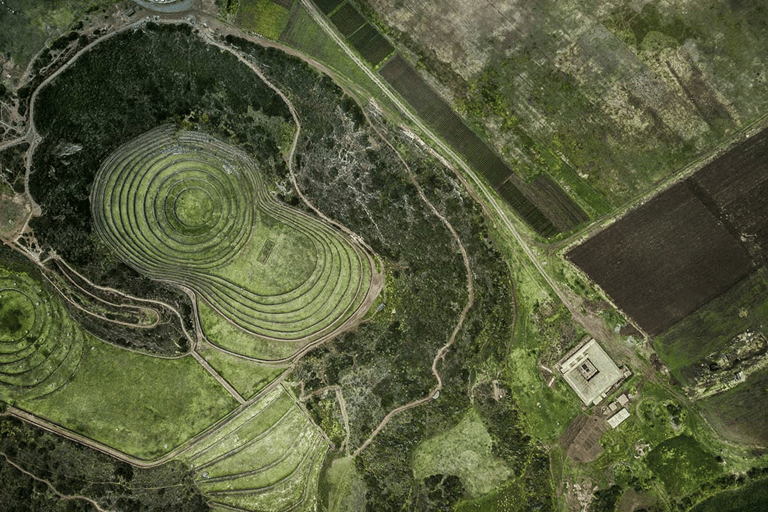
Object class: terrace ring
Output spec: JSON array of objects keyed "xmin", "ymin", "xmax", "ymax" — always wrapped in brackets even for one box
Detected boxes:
[
  {"xmin": 0, "ymin": 276, "xmax": 84, "ymax": 400},
  {"xmin": 91, "ymin": 128, "xmax": 256, "ymax": 275}
]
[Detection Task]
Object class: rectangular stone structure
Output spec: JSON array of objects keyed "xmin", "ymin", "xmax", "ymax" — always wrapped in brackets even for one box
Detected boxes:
[{"xmin": 557, "ymin": 338, "xmax": 623, "ymax": 405}]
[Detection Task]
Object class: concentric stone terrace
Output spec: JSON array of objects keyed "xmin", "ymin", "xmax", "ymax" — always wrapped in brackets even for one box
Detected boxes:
[
  {"xmin": 0, "ymin": 269, "xmax": 84, "ymax": 400},
  {"xmin": 91, "ymin": 126, "xmax": 373, "ymax": 350}
]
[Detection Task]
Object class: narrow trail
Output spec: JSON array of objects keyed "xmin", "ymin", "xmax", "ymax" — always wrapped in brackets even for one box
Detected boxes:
[
  {"xmin": 299, "ymin": 384, "xmax": 351, "ymax": 453},
  {"xmin": 1, "ymin": 451, "xmax": 113, "ymax": 512},
  {"xmin": 352, "ymin": 115, "xmax": 475, "ymax": 457},
  {"xmin": 191, "ymin": 351, "xmax": 246, "ymax": 404}
]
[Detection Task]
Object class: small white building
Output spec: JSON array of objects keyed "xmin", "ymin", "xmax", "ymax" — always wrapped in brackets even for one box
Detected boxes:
[{"xmin": 607, "ymin": 408, "xmax": 630, "ymax": 428}]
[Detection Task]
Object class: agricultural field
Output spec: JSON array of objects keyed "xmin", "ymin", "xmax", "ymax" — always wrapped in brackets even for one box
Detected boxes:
[
  {"xmin": 236, "ymin": 0, "xmax": 292, "ymax": 40},
  {"xmin": 698, "ymin": 367, "xmax": 768, "ymax": 447},
  {"xmin": 19, "ymin": 335, "xmax": 238, "ymax": 460},
  {"xmin": 347, "ymin": 22, "xmax": 394, "ymax": 66},
  {"xmin": 199, "ymin": 343, "xmax": 288, "ymax": 399},
  {"xmin": 353, "ymin": 0, "xmax": 768, "ymax": 210},
  {"xmin": 690, "ymin": 127, "xmax": 768, "ymax": 268},
  {"xmin": 183, "ymin": 386, "xmax": 328, "ymax": 511},
  {"xmin": 0, "ymin": 267, "xmax": 84, "ymax": 401},
  {"xmin": 328, "ymin": 3, "xmax": 365, "ymax": 37},
  {"xmin": 654, "ymin": 268, "xmax": 768, "ymax": 383},
  {"xmin": 567, "ymin": 181, "xmax": 752, "ymax": 334},
  {"xmin": 4, "ymin": 0, "xmax": 768, "ymax": 511},
  {"xmin": 378, "ymin": 53, "xmax": 587, "ymax": 237}
]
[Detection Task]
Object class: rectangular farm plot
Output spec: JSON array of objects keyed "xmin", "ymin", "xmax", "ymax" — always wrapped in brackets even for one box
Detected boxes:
[
  {"xmin": 568, "ymin": 182, "xmax": 753, "ymax": 335},
  {"xmin": 329, "ymin": 3, "xmax": 366, "ymax": 36},
  {"xmin": 312, "ymin": 0, "xmax": 342, "ymax": 15},
  {"xmin": 348, "ymin": 23, "xmax": 394, "ymax": 66},
  {"xmin": 690, "ymin": 127, "xmax": 768, "ymax": 267},
  {"xmin": 379, "ymin": 54, "xmax": 586, "ymax": 237}
]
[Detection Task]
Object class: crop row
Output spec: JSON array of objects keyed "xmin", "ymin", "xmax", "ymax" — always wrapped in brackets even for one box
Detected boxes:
[{"xmin": 378, "ymin": 54, "xmax": 588, "ymax": 236}]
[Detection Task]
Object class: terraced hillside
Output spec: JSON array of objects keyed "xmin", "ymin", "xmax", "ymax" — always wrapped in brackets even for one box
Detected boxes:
[
  {"xmin": 91, "ymin": 126, "xmax": 375, "ymax": 357},
  {"xmin": 184, "ymin": 386, "xmax": 328, "ymax": 512},
  {"xmin": 0, "ymin": 267, "xmax": 84, "ymax": 401}
]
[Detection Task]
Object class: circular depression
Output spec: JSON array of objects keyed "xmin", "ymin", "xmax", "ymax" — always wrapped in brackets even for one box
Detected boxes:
[
  {"xmin": 0, "ymin": 290, "xmax": 36, "ymax": 344},
  {"xmin": 91, "ymin": 128, "xmax": 256, "ymax": 274}
]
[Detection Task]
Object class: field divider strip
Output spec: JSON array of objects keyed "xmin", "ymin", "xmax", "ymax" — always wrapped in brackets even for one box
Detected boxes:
[{"xmin": 191, "ymin": 351, "xmax": 246, "ymax": 405}]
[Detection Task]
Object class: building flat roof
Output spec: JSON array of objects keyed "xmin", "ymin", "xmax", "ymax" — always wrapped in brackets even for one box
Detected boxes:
[
  {"xmin": 557, "ymin": 339, "xmax": 623, "ymax": 405},
  {"xmin": 607, "ymin": 408, "xmax": 630, "ymax": 428}
]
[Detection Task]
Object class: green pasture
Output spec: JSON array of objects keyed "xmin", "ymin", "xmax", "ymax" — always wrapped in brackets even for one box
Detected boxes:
[
  {"xmin": 183, "ymin": 386, "xmax": 285, "ymax": 459},
  {"xmin": 691, "ymin": 477, "xmax": 768, "ymax": 512},
  {"xmin": 19, "ymin": 338, "xmax": 238, "ymax": 460},
  {"xmin": 698, "ymin": 366, "xmax": 768, "ymax": 447},
  {"xmin": 646, "ymin": 435, "xmax": 721, "ymax": 496},
  {"xmin": 189, "ymin": 391, "xmax": 294, "ymax": 467},
  {"xmin": 413, "ymin": 409, "xmax": 510, "ymax": 497},
  {"xmin": 199, "ymin": 345, "xmax": 286, "ymax": 399},
  {"xmin": 324, "ymin": 456, "xmax": 366, "ymax": 512},
  {"xmin": 236, "ymin": 0, "xmax": 292, "ymax": 40},
  {"xmin": 210, "ymin": 215, "xmax": 317, "ymax": 296},
  {"xmin": 199, "ymin": 301, "xmax": 303, "ymax": 360},
  {"xmin": 183, "ymin": 385, "xmax": 327, "ymax": 512}
]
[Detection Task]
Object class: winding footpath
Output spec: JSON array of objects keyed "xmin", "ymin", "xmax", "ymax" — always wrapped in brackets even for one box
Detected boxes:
[{"xmin": 0, "ymin": 451, "xmax": 113, "ymax": 512}]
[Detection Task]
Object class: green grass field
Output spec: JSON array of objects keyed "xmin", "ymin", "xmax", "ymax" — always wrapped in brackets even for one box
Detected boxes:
[
  {"xmin": 199, "ymin": 301, "xmax": 304, "ymax": 360},
  {"xmin": 691, "ymin": 477, "xmax": 768, "ymax": 512},
  {"xmin": 0, "ymin": 267, "xmax": 85, "ymax": 401},
  {"xmin": 646, "ymin": 435, "xmax": 722, "ymax": 496},
  {"xmin": 413, "ymin": 409, "xmax": 510, "ymax": 497},
  {"xmin": 236, "ymin": 0, "xmax": 292, "ymax": 40},
  {"xmin": 184, "ymin": 386, "xmax": 328, "ymax": 512},
  {"xmin": 698, "ymin": 366, "xmax": 768, "ymax": 447},
  {"xmin": 200, "ymin": 345, "xmax": 287, "ymax": 399},
  {"xmin": 19, "ymin": 338, "xmax": 238, "ymax": 460}
]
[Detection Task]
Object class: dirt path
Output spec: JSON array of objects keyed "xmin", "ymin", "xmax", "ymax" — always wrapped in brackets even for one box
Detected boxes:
[
  {"xmin": 191, "ymin": 351, "xmax": 246, "ymax": 404},
  {"xmin": 350, "ymin": 115, "xmax": 475, "ymax": 456},
  {"xmin": 299, "ymin": 384, "xmax": 352, "ymax": 453},
  {"xmin": 0, "ymin": 451, "xmax": 112, "ymax": 512}
]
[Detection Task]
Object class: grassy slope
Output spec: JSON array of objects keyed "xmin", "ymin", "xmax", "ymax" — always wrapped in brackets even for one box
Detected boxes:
[
  {"xmin": 199, "ymin": 345, "xmax": 287, "ymax": 399},
  {"xmin": 698, "ymin": 366, "xmax": 768, "ymax": 447},
  {"xmin": 646, "ymin": 435, "xmax": 722, "ymax": 496},
  {"xmin": 199, "ymin": 300, "xmax": 304, "ymax": 360},
  {"xmin": 20, "ymin": 337, "xmax": 238, "ymax": 460},
  {"xmin": 236, "ymin": 0, "xmax": 292, "ymax": 40},
  {"xmin": 691, "ymin": 477, "xmax": 768, "ymax": 512},
  {"xmin": 412, "ymin": 408, "xmax": 510, "ymax": 497}
]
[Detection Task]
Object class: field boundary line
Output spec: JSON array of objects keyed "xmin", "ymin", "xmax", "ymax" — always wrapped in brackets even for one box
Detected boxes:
[{"xmin": 191, "ymin": 351, "xmax": 246, "ymax": 404}]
